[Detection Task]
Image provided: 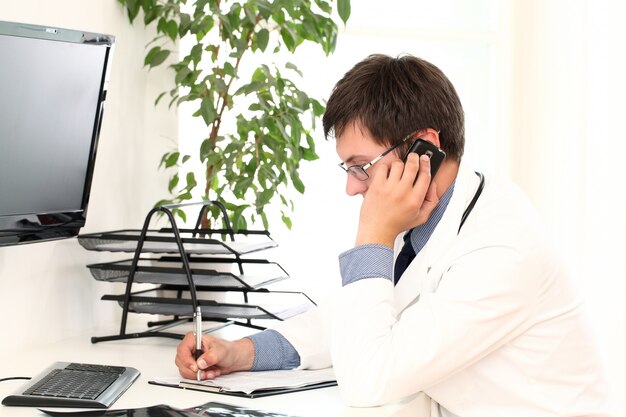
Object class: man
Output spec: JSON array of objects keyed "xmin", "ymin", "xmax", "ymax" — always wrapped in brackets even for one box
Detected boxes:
[{"xmin": 176, "ymin": 54, "xmax": 611, "ymax": 416}]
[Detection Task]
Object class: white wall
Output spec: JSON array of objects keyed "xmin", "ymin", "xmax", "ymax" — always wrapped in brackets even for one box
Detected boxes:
[
  {"xmin": 0, "ymin": 1, "xmax": 177, "ymax": 355},
  {"xmin": 508, "ymin": 0, "xmax": 625, "ymax": 409}
]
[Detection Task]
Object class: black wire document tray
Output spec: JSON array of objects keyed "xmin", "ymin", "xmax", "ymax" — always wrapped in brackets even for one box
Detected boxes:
[
  {"xmin": 102, "ymin": 293, "xmax": 313, "ymax": 321},
  {"xmin": 78, "ymin": 229, "xmax": 277, "ymax": 255},
  {"xmin": 78, "ymin": 200, "xmax": 315, "ymax": 344},
  {"xmin": 87, "ymin": 258, "xmax": 288, "ymax": 290}
]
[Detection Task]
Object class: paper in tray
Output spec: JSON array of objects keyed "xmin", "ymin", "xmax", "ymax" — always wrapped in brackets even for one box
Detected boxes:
[
  {"xmin": 94, "ymin": 240, "xmax": 275, "ymax": 255},
  {"xmin": 122, "ymin": 299, "xmax": 312, "ymax": 321},
  {"xmin": 87, "ymin": 259, "xmax": 287, "ymax": 289},
  {"xmin": 77, "ymin": 229, "xmax": 277, "ymax": 255}
]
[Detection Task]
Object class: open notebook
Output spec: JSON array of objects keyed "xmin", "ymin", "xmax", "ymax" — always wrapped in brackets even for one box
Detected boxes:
[{"xmin": 149, "ymin": 368, "xmax": 336, "ymax": 398}]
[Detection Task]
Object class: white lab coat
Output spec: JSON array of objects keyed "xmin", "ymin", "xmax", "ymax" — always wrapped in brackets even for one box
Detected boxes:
[{"xmin": 274, "ymin": 164, "xmax": 612, "ymax": 417}]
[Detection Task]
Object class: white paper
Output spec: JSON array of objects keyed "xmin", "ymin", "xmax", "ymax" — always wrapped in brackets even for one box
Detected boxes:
[{"xmin": 97, "ymin": 240, "xmax": 276, "ymax": 255}]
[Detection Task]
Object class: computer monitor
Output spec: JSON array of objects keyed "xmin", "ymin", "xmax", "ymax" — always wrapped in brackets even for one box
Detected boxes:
[{"xmin": 0, "ymin": 20, "xmax": 114, "ymax": 246}]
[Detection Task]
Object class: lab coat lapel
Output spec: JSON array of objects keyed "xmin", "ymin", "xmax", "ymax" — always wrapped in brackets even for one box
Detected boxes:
[{"xmin": 393, "ymin": 163, "xmax": 479, "ymax": 311}]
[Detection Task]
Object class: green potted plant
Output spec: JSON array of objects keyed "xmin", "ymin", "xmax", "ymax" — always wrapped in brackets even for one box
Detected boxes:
[{"xmin": 118, "ymin": 0, "xmax": 351, "ymax": 230}]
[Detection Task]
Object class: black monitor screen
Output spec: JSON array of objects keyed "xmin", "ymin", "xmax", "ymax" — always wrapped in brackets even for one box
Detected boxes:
[{"xmin": 0, "ymin": 21, "xmax": 114, "ymax": 246}]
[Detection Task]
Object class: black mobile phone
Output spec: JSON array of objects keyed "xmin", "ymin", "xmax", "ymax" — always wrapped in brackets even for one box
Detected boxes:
[{"xmin": 403, "ymin": 139, "xmax": 446, "ymax": 179}]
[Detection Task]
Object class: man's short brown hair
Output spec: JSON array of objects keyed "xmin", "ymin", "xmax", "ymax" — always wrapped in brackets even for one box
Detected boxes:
[{"xmin": 323, "ymin": 54, "xmax": 465, "ymax": 160}]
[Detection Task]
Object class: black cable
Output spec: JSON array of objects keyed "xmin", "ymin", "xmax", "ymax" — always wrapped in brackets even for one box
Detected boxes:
[
  {"xmin": 0, "ymin": 377, "xmax": 31, "ymax": 382},
  {"xmin": 458, "ymin": 171, "xmax": 485, "ymax": 233}
]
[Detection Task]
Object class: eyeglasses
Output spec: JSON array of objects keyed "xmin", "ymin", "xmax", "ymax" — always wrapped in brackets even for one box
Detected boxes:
[{"xmin": 338, "ymin": 131, "xmax": 419, "ymax": 181}]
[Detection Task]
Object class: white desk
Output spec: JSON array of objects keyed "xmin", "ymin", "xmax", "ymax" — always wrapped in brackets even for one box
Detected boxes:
[{"xmin": 0, "ymin": 327, "xmax": 431, "ymax": 417}]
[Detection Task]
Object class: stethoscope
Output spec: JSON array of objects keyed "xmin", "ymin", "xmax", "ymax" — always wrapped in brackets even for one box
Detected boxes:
[{"xmin": 458, "ymin": 171, "xmax": 485, "ymax": 234}]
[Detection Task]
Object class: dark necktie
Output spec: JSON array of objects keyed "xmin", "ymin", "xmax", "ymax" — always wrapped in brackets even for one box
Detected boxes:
[{"xmin": 394, "ymin": 230, "xmax": 416, "ymax": 284}]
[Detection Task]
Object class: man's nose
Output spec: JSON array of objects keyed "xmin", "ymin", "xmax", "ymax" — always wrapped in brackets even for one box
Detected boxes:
[{"xmin": 345, "ymin": 174, "xmax": 367, "ymax": 196}]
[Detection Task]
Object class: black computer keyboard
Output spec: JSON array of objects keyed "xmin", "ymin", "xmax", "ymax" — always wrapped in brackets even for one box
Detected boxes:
[{"xmin": 2, "ymin": 361, "xmax": 140, "ymax": 408}]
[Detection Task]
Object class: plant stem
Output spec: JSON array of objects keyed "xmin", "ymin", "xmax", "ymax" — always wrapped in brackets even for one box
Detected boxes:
[{"xmin": 202, "ymin": 12, "xmax": 261, "ymax": 228}]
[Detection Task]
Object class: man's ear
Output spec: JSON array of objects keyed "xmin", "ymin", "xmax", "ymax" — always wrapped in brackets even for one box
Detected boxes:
[{"xmin": 415, "ymin": 128, "xmax": 441, "ymax": 149}]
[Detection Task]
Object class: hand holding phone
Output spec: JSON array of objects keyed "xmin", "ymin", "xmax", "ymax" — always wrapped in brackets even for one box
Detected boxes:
[
  {"xmin": 403, "ymin": 139, "xmax": 446, "ymax": 180},
  {"xmin": 354, "ymin": 138, "xmax": 443, "ymax": 247}
]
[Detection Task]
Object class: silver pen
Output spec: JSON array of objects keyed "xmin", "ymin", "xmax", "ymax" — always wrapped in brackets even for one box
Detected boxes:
[{"xmin": 194, "ymin": 305, "xmax": 202, "ymax": 381}]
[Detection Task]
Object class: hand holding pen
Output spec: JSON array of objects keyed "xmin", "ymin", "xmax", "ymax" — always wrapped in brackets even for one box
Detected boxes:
[
  {"xmin": 194, "ymin": 305, "xmax": 202, "ymax": 381},
  {"xmin": 174, "ymin": 329, "xmax": 257, "ymax": 380}
]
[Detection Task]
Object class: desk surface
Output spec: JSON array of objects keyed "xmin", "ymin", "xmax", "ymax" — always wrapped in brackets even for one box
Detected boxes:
[{"xmin": 0, "ymin": 326, "xmax": 430, "ymax": 417}]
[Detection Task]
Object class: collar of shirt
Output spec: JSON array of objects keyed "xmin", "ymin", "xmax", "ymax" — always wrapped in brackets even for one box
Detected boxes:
[{"xmin": 409, "ymin": 180, "xmax": 456, "ymax": 255}]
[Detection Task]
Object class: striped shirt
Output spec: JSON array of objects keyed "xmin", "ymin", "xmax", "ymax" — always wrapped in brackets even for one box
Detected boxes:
[{"xmin": 248, "ymin": 182, "xmax": 455, "ymax": 370}]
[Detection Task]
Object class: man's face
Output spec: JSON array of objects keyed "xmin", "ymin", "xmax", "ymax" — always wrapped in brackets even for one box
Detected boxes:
[{"xmin": 335, "ymin": 122, "xmax": 399, "ymax": 197}]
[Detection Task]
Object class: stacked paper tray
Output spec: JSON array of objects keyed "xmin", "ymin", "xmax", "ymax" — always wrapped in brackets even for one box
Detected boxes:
[
  {"xmin": 77, "ymin": 229, "xmax": 277, "ymax": 255},
  {"xmin": 103, "ymin": 295, "xmax": 312, "ymax": 321},
  {"xmin": 87, "ymin": 259, "xmax": 287, "ymax": 290}
]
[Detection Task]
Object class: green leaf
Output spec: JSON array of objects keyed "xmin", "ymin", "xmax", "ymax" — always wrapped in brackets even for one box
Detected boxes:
[
  {"xmin": 281, "ymin": 213, "xmax": 293, "ymax": 229},
  {"xmin": 189, "ymin": 43, "xmax": 203, "ymax": 66},
  {"xmin": 260, "ymin": 211, "xmax": 269, "ymax": 230},
  {"xmin": 257, "ymin": 0, "xmax": 271, "ymax": 20},
  {"xmin": 337, "ymin": 0, "xmax": 351, "ymax": 24},
  {"xmin": 179, "ymin": 13, "xmax": 192, "ymax": 36},
  {"xmin": 251, "ymin": 68, "xmax": 266, "ymax": 83},
  {"xmin": 185, "ymin": 172, "xmax": 197, "ymax": 191},
  {"xmin": 235, "ymin": 81, "xmax": 263, "ymax": 96},
  {"xmin": 154, "ymin": 91, "xmax": 167, "ymax": 106},
  {"xmin": 314, "ymin": 0, "xmax": 332, "ymax": 14},
  {"xmin": 168, "ymin": 173, "xmax": 179, "ymax": 193},
  {"xmin": 244, "ymin": 158, "xmax": 257, "ymax": 175},
  {"xmin": 210, "ymin": 175, "xmax": 219, "ymax": 191},
  {"xmin": 178, "ymin": 191, "xmax": 192, "ymax": 201},
  {"xmin": 214, "ymin": 78, "xmax": 228, "ymax": 95},
  {"xmin": 301, "ymin": 147, "xmax": 319, "ymax": 161},
  {"xmin": 144, "ymin": 6, "xmax": 161, "ymax": 25},
  {"xmin": 199, "ymin": 139, "xmax": 213, "ymax": 162},
  {"xmin": 257, "ymin": 188, "xmax": 274, "ymax": 207},
  {"xmin": 280, "ymin": 27, "xmax": 296, "ymax": 51},
  {"xmin": 275, "ymin": 120, "xmax": 289, "ymax": 140},
  {"xmin": 196, "ymin": 97, "xmax": 217, "ymax": 125},
  {"xmin": 276, "ymin": 77, "xmax": 285, "ymax": 94},
  {"xmin": 164, "ymin": 20, "xmax": 179, "ymax": 41},
  {"xmin": 291, "ymin": 172, "xmax": 305, "ymax": 193},
  {"xmin": 175, "ymin": 67, "xmax": 192, "ymax": 84},
  {"xmin": 173, "ymin": 208, "xmax": 187, "ymax": 223},
  {"xmin": 273, "ymin": 6, "xmax": 286, "ymax": 24},
  {"xmin": 163, "ymin": 151, "xmax": 179, "ymax": 168},
  {"xmin": 237, "ymin": 215, "xmax": 248, "ymax": 231},
  {"xmin": 312, "ymin": 99, "xmax": 325, "ymax": 116},
  {"xmin": 306, "ymin": 133, "xmax": 317, "ymax": 150},
  {"xmin": 144, "ymin": 46, "xmax": 170, "ymax": 68},
  {"xmin": 154, "ymin": 198, "xmax": 171, "ymax": 208},
  {"xmin": 223, "ymin": 62, "xmax": 235, "ymax": 77},
  {"xmin": 233, "ymin": 177, "xmax": 254, "ymax": 198},
  {"xmin": 124, "ymin": 0, "xmax": 141, "ymax": 23},
  {"xmin": 285, "ymin": 62, "xmax": 303, "ymax": 77},
  {"xmin": 256, "ymin": 29, "xmax": 269, "ymax": 52},
  {"xmin": 157, "ymin": 18, "xmax": 167, "ymax": 36},
  {"xmin": 218, "ymin": 13, "xmax": 234, "ymax": 35},
  {"xmin": 141, "ymin": 1, "xmax": 155, "ymax": 11}
]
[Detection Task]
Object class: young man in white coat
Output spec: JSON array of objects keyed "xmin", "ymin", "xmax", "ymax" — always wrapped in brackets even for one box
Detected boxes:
[{"xmin": 175, "ymin": 54, "xmax": 612, "ymax": 416}]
